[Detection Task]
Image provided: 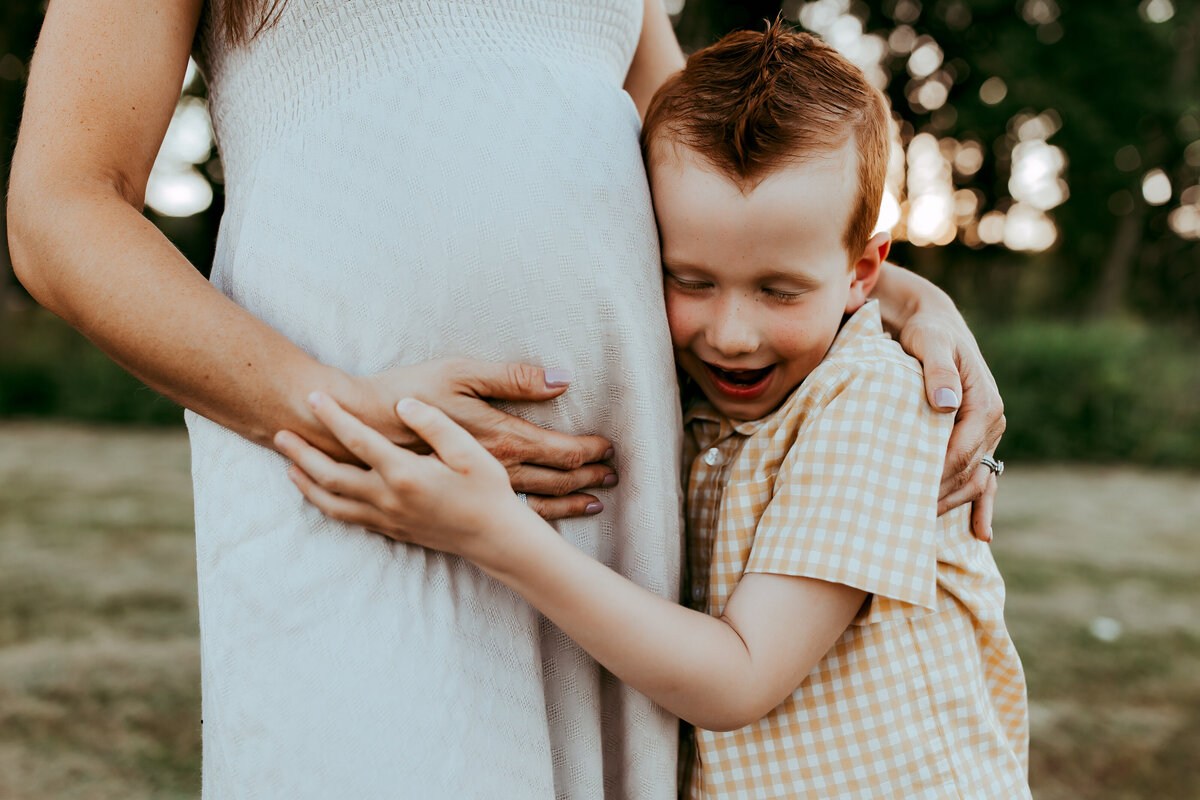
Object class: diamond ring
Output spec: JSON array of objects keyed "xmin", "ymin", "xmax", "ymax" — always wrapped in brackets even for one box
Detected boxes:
[{"xmin": 980, "ymin": 455, "xmax": 1004, "ymax": 477}]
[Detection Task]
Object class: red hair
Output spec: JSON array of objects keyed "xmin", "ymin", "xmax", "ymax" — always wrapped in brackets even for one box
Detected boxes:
[{"xmin": 642, "ymin": 19, "xmax": 890, "ymax": 258}]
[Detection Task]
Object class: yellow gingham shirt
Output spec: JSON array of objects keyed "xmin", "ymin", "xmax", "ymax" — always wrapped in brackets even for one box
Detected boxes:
[{"xmin": 681, "ymin": 302, "xmax": 1029, "ymax": 799}]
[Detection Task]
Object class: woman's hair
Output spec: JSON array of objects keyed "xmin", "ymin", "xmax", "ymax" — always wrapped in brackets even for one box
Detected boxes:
[
  {"xmin": 221, "ymin": 0, "xmax": 289, "ymax": 45},
  {"xmin": 641, "ymin": 19, "xmax": 890, "ymax": 258}
]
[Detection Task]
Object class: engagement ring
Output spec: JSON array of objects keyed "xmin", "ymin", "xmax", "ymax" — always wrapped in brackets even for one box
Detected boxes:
[{"xmin": 980, "ymin": 455, "xmax": 1004, "ymax": 477}]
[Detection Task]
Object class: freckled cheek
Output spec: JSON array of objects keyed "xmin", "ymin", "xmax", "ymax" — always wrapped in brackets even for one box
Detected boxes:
[
  {"xmin": 664, "ymin": 292, "xmax": 704, "ymax": 348},
  {"xmin": 763, "ymin": 317, "xmax": 821, "ymax": 360}
]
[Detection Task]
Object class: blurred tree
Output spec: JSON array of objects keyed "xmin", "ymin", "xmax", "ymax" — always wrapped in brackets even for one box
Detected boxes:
[
  {"xmin": 862, "ymin": 0, "xmax": 1200, "ymax": 321},
  {"xmin": 0, "ymin": 4, "xmax": 221, "ymax": 308},
  {"xmin": 0, "ymin": 4, "xmax": 45, "ymax": 310}
]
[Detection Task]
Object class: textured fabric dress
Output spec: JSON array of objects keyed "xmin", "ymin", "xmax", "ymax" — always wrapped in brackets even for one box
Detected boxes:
[{"xmin": 187, "ymin": 2, "xmax": 683, "ymax": 797}]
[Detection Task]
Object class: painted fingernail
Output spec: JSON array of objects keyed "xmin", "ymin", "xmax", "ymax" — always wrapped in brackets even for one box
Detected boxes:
[
  {"xmin": 986, "ymin": 526, "xmax": 994, "ymax": 543},
  {"xmin": 604, "ymin": 447, "xmax": 615, "ymax": 460},
  {"xmin": 396, "ymin": 397, "xmax": 420, "ymax": 415},
  {"xmin": 602, "ymin": 473, "xmax": 618, "ymax": 488},
  {"xmin": 307, "ymin": 391, "xmax": 324, "ymax": 408},
  {"xmin": 585, "ymin": 501, "xmax": 603, "ymax": 515},
  {"xmin": 544, "ymin": 368, "xmax": 572, "ymax": 387},
  {"xmin": 274, "ymin": 430, "xmax": 294, "ymax": 448},
  {"xmin": 934, "ymin": 388, "xmax": 960, "ymax": 410}
]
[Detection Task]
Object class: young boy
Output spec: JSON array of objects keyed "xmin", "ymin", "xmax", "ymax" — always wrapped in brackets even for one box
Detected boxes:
[{"xmin": 286, "ymin": 22, "xmax": 1030, "ymax": 799}]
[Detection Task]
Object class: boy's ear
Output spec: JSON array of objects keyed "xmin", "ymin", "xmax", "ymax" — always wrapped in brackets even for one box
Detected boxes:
[{"xmin": 845, "ymin": 232, "xmax": 891, "ymax": 314}]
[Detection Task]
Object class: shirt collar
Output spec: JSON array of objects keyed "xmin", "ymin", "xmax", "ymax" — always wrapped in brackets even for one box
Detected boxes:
[
  {"xmin": 823, "ymin": 299, "xmax": 885, "ymax": 362},
  {"xmin": 683, "ymin": 396, "xmax": 769, "ymax": 439}
]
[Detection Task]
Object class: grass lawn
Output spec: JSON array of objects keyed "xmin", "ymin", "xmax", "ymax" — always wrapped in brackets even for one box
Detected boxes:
[{"xmin": 0, "ymin": 423, "xmax": 1197, "ymax": 798}]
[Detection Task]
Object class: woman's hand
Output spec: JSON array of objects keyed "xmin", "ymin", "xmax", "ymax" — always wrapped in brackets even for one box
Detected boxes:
[
  {"xmin": 300, "ymin": 359, "xmax": 616, "ymax": 520},
  {"xmin": 277, "ymin": 393, "xmax": 533, "ymax": 557},
  {"xmin": 874, "ymin": 264, "xmax": 1005, "ymax": 542},
  {"xmin": 897, "ymin": 307, "xmax": 1005, "ymax": 541}
]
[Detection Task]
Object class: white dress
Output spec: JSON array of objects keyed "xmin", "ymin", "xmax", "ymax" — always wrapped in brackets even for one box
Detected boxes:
[{"xmin": 187, "ymin": 1, "xmax": 683, "ymax": 797}]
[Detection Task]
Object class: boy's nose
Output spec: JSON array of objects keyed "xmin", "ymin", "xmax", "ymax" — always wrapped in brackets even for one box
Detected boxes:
[{"xmin": 706, "ymin": 297, "xmax": 759, "ymax": 357}]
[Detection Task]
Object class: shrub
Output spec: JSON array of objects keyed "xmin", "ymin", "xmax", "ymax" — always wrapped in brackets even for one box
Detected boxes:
[
  {"xmin": 0, "ymin": 310, "xmax": 182, "ymax": 425},
  {"xmin": 976, "ymin": 318, "xmax": 1200, "ymax": 467}
]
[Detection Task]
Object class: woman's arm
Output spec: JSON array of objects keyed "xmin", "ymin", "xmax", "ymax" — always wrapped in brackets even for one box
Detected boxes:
[
  {"xmin": 872, "ymin": 263, "xmax": 1006, "ymax": 540},
  {"xmin": 279, "ymin": 394, "xmax": 865, "ymax": 731},
  {"xmin": 624, "ymin": 0, "xmax": 686, "ymax": 117},
  {"xmin": 8, "ymin": 0, "xmax": 613, "ymax": 519}
]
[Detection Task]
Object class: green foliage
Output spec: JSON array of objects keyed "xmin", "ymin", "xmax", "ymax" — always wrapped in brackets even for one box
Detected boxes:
[
  {"xmin": 0, "ymin": 311, "xmax": 182, "ymax": 425},
  {"xmin": 977, "ymin": 317, "xmax": 1200, "ymax": 466}
]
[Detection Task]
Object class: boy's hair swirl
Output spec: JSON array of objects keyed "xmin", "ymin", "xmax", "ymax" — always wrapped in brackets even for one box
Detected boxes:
[{"xmin": 642, "ymin": 18, "xmax": 891, "ymax": 258}]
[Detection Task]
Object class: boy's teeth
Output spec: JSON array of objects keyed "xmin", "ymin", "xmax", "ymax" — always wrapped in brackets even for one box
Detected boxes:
[{"xmin": 712, "ymin": 365, "xmax": 773, "ymax": 385}]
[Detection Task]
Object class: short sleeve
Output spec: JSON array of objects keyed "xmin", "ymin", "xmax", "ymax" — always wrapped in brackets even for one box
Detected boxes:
[{"xmin": 744, "ymin": 360, "xmax": 949, "ymax": 625}]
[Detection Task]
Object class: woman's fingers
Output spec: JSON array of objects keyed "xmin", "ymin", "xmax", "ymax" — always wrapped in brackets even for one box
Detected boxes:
[
  {"xmin": 939, "ymin": 463, "xmax": 998, "ymax": 542},
  {"xmin": 446, "ymin": 358, "xmax": 615, "ymax": 470},
  {"xmin": 395, "ymin": 397, "xmax": 495, "ymax": 473},
  {"xmin": 911, "ymin": 326, "xmax": 964, "ymax": 412},
  {"xmin": 970, "ymin": 473, "xmax": 998, "ymax": 543},
  {"xmin": 525, "ymin": 492, "xmax": 604, "ymax": 521},
  {"xmin": 939, "ymin": 367, "xmax": 1005, "ymax": 501},
  {"xmin": 460, "ymin": 403, "xmax": 614, "ymax": 471},
  {"xmin": 307, "ymin": 392, "xmax": 414, "ymax": 471},
  {"xmin": 369, "ymin": 358, "xmax": 614, "ymax": 471},
  {"xmin": 938, "ymin": 460, "xmax": 992, "ymax": 516},
  {"xmin": 275, "ymin": 429, "xmax": 377, "ymax": 498},
  {"xmin": 451, "ymin": 359, "xmax": 575, "ymax": 403},
  {"xmin": 507, "ymin": 462, "xmax": 617, "ymax": 497}
]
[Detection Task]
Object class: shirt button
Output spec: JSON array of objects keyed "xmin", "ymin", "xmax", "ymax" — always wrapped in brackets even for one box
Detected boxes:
[{"xmin": 702, "ymin": 447, "xmax": 723, "ymax": 466}]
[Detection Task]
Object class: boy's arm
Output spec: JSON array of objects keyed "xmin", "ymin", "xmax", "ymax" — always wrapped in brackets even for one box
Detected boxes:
[
  {"xmin": 278, "ymin": 394, "xmax": 864, "ymax": 732},
  {"xmin": 484, "ymin": 523, "xmax": 865, "ymax": 731}
]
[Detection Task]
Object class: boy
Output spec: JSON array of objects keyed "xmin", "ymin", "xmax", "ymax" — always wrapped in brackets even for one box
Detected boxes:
[{"xmin": 285, "ymin": 21, "xmax": 1030, "ymax": 799}]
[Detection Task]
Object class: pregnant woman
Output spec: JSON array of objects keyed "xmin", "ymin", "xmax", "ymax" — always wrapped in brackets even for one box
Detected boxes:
[{"xmin": 9, "ymin": 0, "xmax": 1003, "ymax": 797}]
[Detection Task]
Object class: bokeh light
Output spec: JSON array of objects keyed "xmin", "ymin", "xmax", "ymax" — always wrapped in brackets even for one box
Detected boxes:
[
  {"xmin": 797, "ymin": 0, "xmax": 889, "ymax": 88},
  {"xmin": 904, "ymin": 133, "xmax": 958, "ymax": 246},
  {"xmin": 1003, "ymin": 202, "xmax": 1058, "ymax": 252},
  {"xmin": 1142, "ymin": 169, "xmax": 1172, "ymax": 206},
  {"xmin": 145, "ymin": 59, "xmax": 215, "ymax": 218},
  {"xmin": 145, "ymin": 167, "xmax": 214, "ymax": 218},
  {"xmin": 1139, "ymin": 0, "xmax": 1176, "ymax": 23},
  {"xmin": 789, "ymin": 0, "xmax": 1072, "ymax": 254},
  {"xmin": 979, "ymin": 77, "xmax": 1007, "ymax": 105}
]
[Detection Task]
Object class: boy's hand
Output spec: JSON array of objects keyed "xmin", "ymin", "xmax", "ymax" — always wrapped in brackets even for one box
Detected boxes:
[
  {"xmin": 276, "ymin": 393, "xmax": 535, "ymax": 559},
  {"xmin": 349, "ymin": 358, "xmax": 613, "ymax": 520}
]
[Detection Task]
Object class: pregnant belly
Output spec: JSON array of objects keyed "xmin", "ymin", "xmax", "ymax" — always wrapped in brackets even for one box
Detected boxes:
[{"xmin": 212, "ymin": 59, "xmax": 666, "ymax": 380}]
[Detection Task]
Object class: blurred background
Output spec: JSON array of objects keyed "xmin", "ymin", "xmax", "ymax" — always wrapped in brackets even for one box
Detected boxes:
[{"xmin": 0, "ymin": 1, "xmax": 1197, "ymax": 798}]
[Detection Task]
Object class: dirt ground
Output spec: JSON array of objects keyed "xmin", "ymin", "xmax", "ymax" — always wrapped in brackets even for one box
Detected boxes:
[{"xmin": 0, "ymin": 423, "xmax": 1197, "ymax": 799}]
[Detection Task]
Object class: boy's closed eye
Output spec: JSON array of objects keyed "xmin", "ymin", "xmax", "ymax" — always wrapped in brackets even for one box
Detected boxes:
[
  {"xmin": 763, "ymin": 287, "xmax": 807, "ymax": 302},
  {"xmin": 665, "ymin": 273, "xmax": 712, "ymax": 291}
]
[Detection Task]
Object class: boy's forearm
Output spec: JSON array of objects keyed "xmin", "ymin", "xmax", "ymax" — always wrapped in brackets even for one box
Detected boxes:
[{"xmin": 474, "ymin": 516, "xmax": 763, "ymax": 730}]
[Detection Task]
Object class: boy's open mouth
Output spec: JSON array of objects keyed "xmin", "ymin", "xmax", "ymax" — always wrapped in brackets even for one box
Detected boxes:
[{"xmin": 703, "ymin": 362, "xmax": 776, "ymax": 400}]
